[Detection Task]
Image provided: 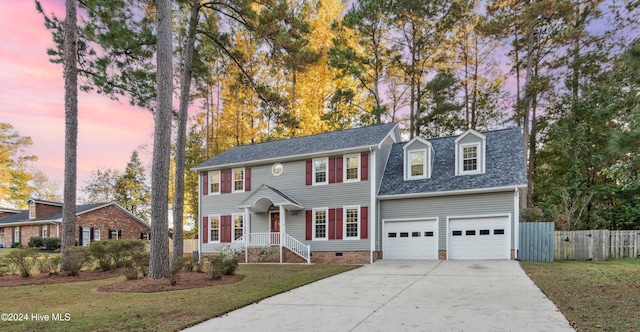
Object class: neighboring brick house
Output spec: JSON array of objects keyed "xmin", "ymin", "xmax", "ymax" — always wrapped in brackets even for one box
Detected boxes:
[
  {"xmin": 193, "ymin": 123, "xmax": 527, "ymax": 264},
  {"xmin": 0, "ymin": 198, "xmax": 150, "ymax": 248}
]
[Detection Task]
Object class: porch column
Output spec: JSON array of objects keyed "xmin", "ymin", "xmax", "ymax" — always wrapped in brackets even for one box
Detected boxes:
[
  {"xmin": 245, "ymin": 207, "xmax": 250, "ymax": 263},
  {"xmin": 280, "ymin": 205, "xmax": 285, "ymax": 263}
]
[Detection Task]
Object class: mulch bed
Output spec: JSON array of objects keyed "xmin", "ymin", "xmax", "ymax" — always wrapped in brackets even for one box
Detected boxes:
[{"xmin": 0, "ymin": 269, "xmax": 244, "ymax": 293}]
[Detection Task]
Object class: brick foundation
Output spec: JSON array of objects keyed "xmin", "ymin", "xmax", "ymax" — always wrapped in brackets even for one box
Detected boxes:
[
  {"xmin": 310, "ymin": 251, "xmax": 371, "ymax": 264},
  {"xmin": 438, "ymin": 250, "xmax": 447, "ymax": 260}
]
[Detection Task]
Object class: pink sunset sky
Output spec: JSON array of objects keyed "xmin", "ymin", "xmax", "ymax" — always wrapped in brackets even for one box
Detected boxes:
[{"xmin": 1, "ymin": 1, "xmax": 162, "ymax": 193}]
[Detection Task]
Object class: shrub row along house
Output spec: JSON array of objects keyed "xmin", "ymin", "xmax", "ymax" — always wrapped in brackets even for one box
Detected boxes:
[
  {"xmin": 193, "ymin": 123, "xmax": 527, "ymax": 263},
  {"xmin": 0, "ymin": 198, "xmax": 151, "ymax": 248}
]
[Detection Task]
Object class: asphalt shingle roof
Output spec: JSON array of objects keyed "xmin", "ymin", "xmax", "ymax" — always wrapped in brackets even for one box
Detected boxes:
[
  {"xmin": 378, "ymin": 127, "xmax": 527, "ymax": 196},
  {"xmin": 0, "ymin": 202, "xmax": 110, "ymax": 225},
  {"xmin": 195, "ymin": 122, "xmax": 398, "ymax": 169}
]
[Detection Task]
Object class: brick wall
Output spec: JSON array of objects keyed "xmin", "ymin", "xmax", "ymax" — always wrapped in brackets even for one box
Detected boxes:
[
  {"xmin": 310, "ymin": 251, "xmax": 370, "ymax": 264},
  {"xmin": 76, "ymin": 204, "xmax": 150, "ymax": 241},
  {"xmin": 2, "ymin": 225, "xmax": 43, "ymax": 246},
  {"xmin": 35, "ymin": 203, "xmax": 62, "ymax": 219}
]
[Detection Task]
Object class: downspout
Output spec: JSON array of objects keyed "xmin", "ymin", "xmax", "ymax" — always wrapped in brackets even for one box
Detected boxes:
[
  {"xmin": 244, "ymin": 207, "xmax": 249, "ymax": 263},
  {"xmin": 370, "ymin": 146, "xmax": 376, "ymax": 264},
  {"xmin": 198, "ymin": 173, "xmax": 202, "ymax": 262}
]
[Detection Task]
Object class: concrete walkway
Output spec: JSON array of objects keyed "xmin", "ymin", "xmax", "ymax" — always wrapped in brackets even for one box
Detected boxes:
[{"xmin": 184, "ymin": 260, "xmax": 573, "ymax": 332}]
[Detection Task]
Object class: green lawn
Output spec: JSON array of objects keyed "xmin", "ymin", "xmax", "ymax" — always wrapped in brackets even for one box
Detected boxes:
[
  {"xmin": 1, "ymin": 264, "xmax": 357, "ymax": 331},
  {"xmin": 520, "ymin": 258, "xmax": 640, "ymax": 331}
]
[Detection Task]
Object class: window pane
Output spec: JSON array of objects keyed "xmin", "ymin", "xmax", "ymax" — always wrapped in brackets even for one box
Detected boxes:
[
  {"xmin": 314, "ymin": 160, "xmax": 327, "ymax": 183},
  {"xmin": 210, "ymin": 172, "xmax": 220, "ymax": 193},
  {"xmin": 463, "ymin": 146, "xmax": 478, "ymax": 171},
  {"xmin": 211, "ymin": 217, "xmax": 220, "ymax": 241},
  {"xmin": 234, "ymin": 169, "xmax": 244, "ymax": 191},
  {"xmin": 234, "ymin": 215, "xmax": 243, "ymax": 240},
  {"xmin": 315, "ymin": 210, "xmax": 327, "ymax": 238},
  {"xmin": 346, "ymin": 156, "xmax": 359, "ymax": 180},
  {"xmin": 345, "ymin": 208, "xmax": 359, "ymax": 237},
  {"xmin": 410, "ymin": 151, "xmax": 425, "ymax": 176}
]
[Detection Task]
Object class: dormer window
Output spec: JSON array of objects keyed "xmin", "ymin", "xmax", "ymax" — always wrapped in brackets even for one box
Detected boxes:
[
  {"xmin": 29, "ymin": 201, "xmax": 35, "ymax": 219},
  {"xmin": 455, "ymin": 129, "xmax": 486, "ymax": 176},
  {"xmin": 403, "ymin": 137, "xmax": 432, "ymax": 180}
]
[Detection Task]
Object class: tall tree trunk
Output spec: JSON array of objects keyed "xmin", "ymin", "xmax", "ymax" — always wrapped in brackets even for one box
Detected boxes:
[
  {"xmin": 173, "ymin": 1, "xmax": 200, "ymax": 264},
  {"xmin": 149, "ymin": 0, "xmax": 173, "ymax": 279},
  {"xmin": 521, "ymin": 27, "xmax": 536, "ymax": 210},
  {"xmin": 60, "ymin": 0, "xmax": 78, "ymax": 272}
]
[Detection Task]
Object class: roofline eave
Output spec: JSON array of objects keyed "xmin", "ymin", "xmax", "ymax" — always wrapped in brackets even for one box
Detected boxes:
[{"xmin": 377, "ymin": 184, "xmax": 527, "ymax": 200}]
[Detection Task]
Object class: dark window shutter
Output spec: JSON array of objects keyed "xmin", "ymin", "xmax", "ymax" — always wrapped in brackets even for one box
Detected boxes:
[
  {"xmin": 90, "ymin": 227, "xmax": 94, "ymax": 241},
  {"xmin": 221, "ymin": 215, "xmax": 232, "ymax": 243},
  {"xmin": 328, "ymin": 208, "xmax": 336, "ymax": 240},
  {"xmin": 305, "ymin": 210, "xmax": 312, "ymax": 240},
  {"xmin": 12, "ymin": 227, "xmax": 15, "ymax": 243},
  {"xmin": 39, "ymin": 225, "xmax": 43, "ymax": 238},
  {"xmin": 328, "ymin": 157, "xmax": 336, "ymax": 184},
  {"xmin": 46, "ymin": 226, "xmax": 50, "ymax": 237},
  {"xmin": 108, "ymin": 229, "xmax": 112, "ymax": 239},
  {"xmin": 245, "ymin": 167, "xmax": 251, "ymax": 192},
  {"xmin": 305, "ymin": 160, "xmax": 312, "ymax": 185},
  {"xmin": 203, "ymin": 217, "xmax": 208, "ymax": 243},
  {"xmin": 361, "ymin": 206, "xmax": 369, "ymax": 239},
  {"xmin": 336, "ymin": 208, "xmax": 343, "ymax": 239},
  {"xmin": 140, "ymin": 232, "xmax": 144, "ymax": 240},
  {"xmin": 336, "ymin": 156, "xmax": 343, "ymax": 183},
  {"xmin": 202, "ymin": 172, "xmax": 208, "ymax": 195},
  {"xmin": 118, "ymin": 230, "xmax": 122, "ymax": 239},
  {"xmin": 361, "ymin": 153, "xmax": 368, "ymax": 181},
  {"xmin": 79, "ymin": 226, "xmax": 83, "ymax": 246},
  {"xmin": 221, "ymin": 170, "xmax": 232, "ymax": 193}
]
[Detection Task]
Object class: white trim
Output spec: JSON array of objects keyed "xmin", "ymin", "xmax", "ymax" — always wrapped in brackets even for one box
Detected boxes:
[
  {"xmin": 382, "ymin": 217, "xmax": 439, "ymax": 260},
  {"xmin": 271, "ymin": 163, "xmax": 283, "ymax": 176},
  {"xmin": 232, "ymin": 168, "xmax": 245, "ymax": 193},
  {"xmin": 312, "ymin": 207, "xmax": 328, "ymax": 240},
  {"xmin": 192, "ymin": 145, "xmax": 380, "ymax": 172},
  {"xmin": 29, "ymin": 201, "xmax": 35, "ymax": 219},
  {"xmin": 378, "ymin": 185, "xmax": 527, "ymax": 200},
  {"xmin": 343, "ymin": 205, "xmax": 360, "ymax": 240},
  {"xmin": 312, "ymin": 157, "xmax": 329, "ymax": 186},
  {"xmin": 376, "ymin": 123, "xmax": 400, "ymax": 149},
  {"xmin": 208, "ymin": 170, "xmax": 221, "ymax": 195},
  {"xmin": 232, "ymin": 213, "xmax": 244, "ymax": 241},
  {"xmin": 458, "ymin": 142, "xmax": 482, "ymax": 175},
  {"xmin": 94, "ymin": 227, "xmax": 101, "ymax": 241},
  {"xmin": 198, "ymin": 172, "xmax": 202, "ymax": 257},
  {"xmin": 514, "ymin": 188, "xmax": 520, "ymax": 259},
  {"xmin": 370, "ymin": 149, "xmax": 377, "ymax": 264},
  {"xmin": 446, "ymin": 213, "xmax": 512, "ymax": 260},
  {"xmin": 454, "ymin": 129, "xmax": 486, "ymax": 143},
  {"xmin": 455, "ymin": 130, "xmax": 487, "ymax": 176},
  {"xmin": 0, "ymin": 220, "xmax": 60, "ymax": 227},
  {"xmin": 343, "ymin": 153, "xmax": 361, "ymax": 183},
  {"xmin": 208, "ymin": 214, "xmax": 221, "ymax": 243}
]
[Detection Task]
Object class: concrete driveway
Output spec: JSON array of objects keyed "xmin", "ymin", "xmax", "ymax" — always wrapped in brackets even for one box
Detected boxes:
[{"xmin": 184, "ymin": 260, "xmax": 573, "ymax": 332}]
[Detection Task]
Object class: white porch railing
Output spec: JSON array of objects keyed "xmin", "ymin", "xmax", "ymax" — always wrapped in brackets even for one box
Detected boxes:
[
  {"xmin": 282, "ymin": 233, "xmax": 311, "ymax": 264},
  {"xmin": 222, "ymin": 232, "xmax": 310, "ymax": 263}
]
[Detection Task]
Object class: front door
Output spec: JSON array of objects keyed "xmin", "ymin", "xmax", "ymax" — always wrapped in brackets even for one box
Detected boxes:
[{"xmin": 270, "ymin": 212, "xmax": 280, "ymax": 233}]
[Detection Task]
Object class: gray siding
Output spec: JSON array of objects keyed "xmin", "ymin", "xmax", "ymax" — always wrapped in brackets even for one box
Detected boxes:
[
  {"xmin": 379, "ymin": 191, "xmax": 515, "ymax": 251},
  {"xmin": 201, "ymin": 153, "xmax": 373, "ymax": 252},
  {"xmin": 375, "ymin": 135, "xmax": 394, "ymax": 191}
]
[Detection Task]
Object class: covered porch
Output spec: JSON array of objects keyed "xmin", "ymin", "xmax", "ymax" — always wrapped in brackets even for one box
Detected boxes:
[{"xmin": 229, "ymin": 185, "xmax": 310, "ymax": 263}]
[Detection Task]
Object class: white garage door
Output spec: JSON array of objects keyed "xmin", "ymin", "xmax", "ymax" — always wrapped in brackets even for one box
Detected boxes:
[
  {"xmin": 449, "ymin": 217, "xmax": 510, "ymax": 260},
  {"xmin": 384, "ymin": 220, "xmax": 438, "ymax": 259}
]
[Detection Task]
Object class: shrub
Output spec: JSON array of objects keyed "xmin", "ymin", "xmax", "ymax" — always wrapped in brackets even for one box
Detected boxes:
[
  {"xmin": 28, "ymin": 236, "xmax": 44, "ymax": 248},
  {"xmin": 11, "ymin": 242, "xmax": 22, "ymax": 249},
  {"xmin": 89, "ymin": 241, "xmax": 114, "ymax": 270},
  {"xmin": 6, "ymin": 248, "xmax": 39, "ymax": 277},
  {"xmin": 37, "ymin": 255, "xmax": 61, "ymax": 274},
  {"xmin": 183, "ymin": 258, "xmax": 194, "ymax": 272},
  {"xmin": 0, "ymin": 258, "xmax": 11, "ymax": 276},
  {"xmin": 123, "ymin": 260, "xmax": 139, "ymax": 280},
  {"xmin": 133, "ymin": 251, "xmax": 149, "ymax": 278},
  {"xmin": 65, "ymin": 246, "xmax": 92, "ymax": 276},
  {"xmin": 42, "ymin": 237, "xmax": 61, "ymax": 250},
  {"xmin": 205, "ymin": 255, "xmax": 237, "ymax": 280},
  {"xmin": 90, "ymin": 239, "xmax": 148, "ymax": 271},
  {"xmin": 169, "ymin": 258, "xmax": 183, "ymax": 286}
]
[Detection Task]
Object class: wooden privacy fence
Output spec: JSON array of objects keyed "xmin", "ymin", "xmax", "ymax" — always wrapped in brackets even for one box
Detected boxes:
[
  {"xmin": 168, "ymin": 239, "xmax": 198, "ymax": 253},
  {"xmin": 519, "ymin": 222, "xmax": 555, "ymax": 262},
  {"xmin": 554, "ymin": 230, "xmax": 640, "ymax": 261}
]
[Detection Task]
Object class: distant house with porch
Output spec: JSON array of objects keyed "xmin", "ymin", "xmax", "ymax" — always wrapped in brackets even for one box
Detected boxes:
[{"xmin": 0, "ymin": 198, "xmax": 151, "ymax": 248}]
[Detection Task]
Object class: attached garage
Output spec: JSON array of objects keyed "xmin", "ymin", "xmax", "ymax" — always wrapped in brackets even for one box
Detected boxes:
[
  {"xmin": 383, "ymin": 219, "xmax": 438, "ymax": 259},
  {"xmin": 448, "ymin": 216, "xmax": 510, "ymax": 260}
]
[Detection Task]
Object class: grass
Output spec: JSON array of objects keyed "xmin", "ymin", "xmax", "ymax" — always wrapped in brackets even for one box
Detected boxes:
[
  {"xmin": 520, "ymin": 258, "xmax": 640, "ymax": 331},
  {"xmin": 0, "ymin": 263, "xmax": 358, "ymax": 331}
]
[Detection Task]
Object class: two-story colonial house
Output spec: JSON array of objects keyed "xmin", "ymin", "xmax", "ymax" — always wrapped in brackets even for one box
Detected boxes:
[{"xmin": 193, "ymin": 123, "xmax": 527, "ymax": 263}]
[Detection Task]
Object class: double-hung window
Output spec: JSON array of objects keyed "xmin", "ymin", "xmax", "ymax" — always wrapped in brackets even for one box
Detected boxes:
[
  {"xmin": 209, "ymin": 171, "xmax": 220, "ymax": 194},
  {"xmin": 41, "ymin": 224, "xmax": 48, "ymax": 238},
  {"xmin": 344, "ymin": 154, "xmax": 360, "ymax": 182},
  {"xmin": 313, "ymin": 208, "xmax": 328, "ymax": 240},
  {"xmin": 233, "ymin": 214, "xmax": 244, "ymax": 240},
  {"xmin": 462, "ymin": 145, "xmax": 478, "ymax": 172},
  {"xmin": 233, "ymin": 168, "xmax": 244, "ymax": 192},
  {"xmin": 94, "ymin": 228, "xmax": 101, "ymax": 241},
  {"xmin": 344, "ymin": 206, "xmax": 359, "ymax": 239},
  {"xmin": 210, "ymin": 215, "xmax": 220, "ymax": 242},
  {"xmin": 408, "ymin": 150, "xmax": 426, "ymax": 178},
  {"xmin": 313, "ymin": 158, "xmax": 328, "ymax": 185},
  {"xmin": 29, "ymin": 201, "xmax": 35, "ymax": 219}
]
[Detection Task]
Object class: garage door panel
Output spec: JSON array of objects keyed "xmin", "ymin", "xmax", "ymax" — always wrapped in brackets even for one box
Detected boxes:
[
  {"xmin": 449, "ymin": 217, "xmax": 509, "ymax": 260},
  {"xmin": 384, "ymin": 220, "xmax": 437, "ymax": 260}
]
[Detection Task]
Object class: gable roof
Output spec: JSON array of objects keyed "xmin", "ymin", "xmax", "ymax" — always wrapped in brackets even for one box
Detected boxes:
[
  {"xmin": 27, "ymin": 197, "xmax": 64, "ymax": 206},
  {"xmin": 0, "ymin": 202, "xmax": 150, "ymax": 229},
  {"xmin": 194, "ymin": 122, "xmax": 399, "ymax": 170},
  {"xmin": 378, "ymin": 127, "xmax": 527, "ymax": 197}
]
